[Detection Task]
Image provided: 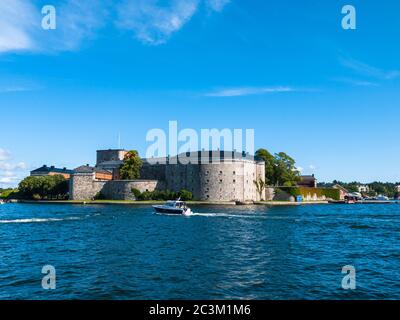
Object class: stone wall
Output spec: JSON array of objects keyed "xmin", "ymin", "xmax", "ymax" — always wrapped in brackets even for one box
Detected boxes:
[
  {"xmin": 161, "ymin": 160, "xmax": 265, "ymax": 202},
  {"xmin": 101, "ymin": 180, "xmax": 165, "ymax": 200},
  {"xmin": 71, "ymin": 157, "xmax": 265, "ymax": 202},
  {"xmin": 70, "ymin": 174, "xmax": 163, "ymax": 201},
  {"xmin": 70, "ymin": 173, "xmax": 106, "ymax": 200}
]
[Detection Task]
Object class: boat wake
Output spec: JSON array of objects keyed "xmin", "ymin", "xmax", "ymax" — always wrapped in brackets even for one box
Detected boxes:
[
  {"xmin": 184, "ymin": 212, "xmax": 266, "ymax": 219},
  {"xmin": 0, "ymin": 216, "xmax": 84, "ymax": 224}
]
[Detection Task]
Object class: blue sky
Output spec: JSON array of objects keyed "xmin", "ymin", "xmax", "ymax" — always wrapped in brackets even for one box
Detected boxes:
[{"xmin": 1, "ymin": 0, "xmax": 400, "ymax": 187}]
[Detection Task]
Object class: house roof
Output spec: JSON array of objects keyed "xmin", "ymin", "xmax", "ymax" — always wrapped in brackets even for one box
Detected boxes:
[
  {"xmin": 31, "ymin": 165, "xmax": 74, "ymax": 174},
  {"xmin": 300, "ymin": 175, "xmax": 317, "ymax": 180},
  {"xmin": 74, "ymin": 165, "xmax": 112, "ymax": 174}
]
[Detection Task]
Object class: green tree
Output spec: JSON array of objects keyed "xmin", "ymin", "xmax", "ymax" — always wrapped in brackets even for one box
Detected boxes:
[
  {"xmin": 178, "ymin": 189, "xmax": 193, "ymax": 201},
  {"xmin": 119, "ymin": 150, "xmax": 143, "ymax": 180},
  {"xmin": 273, "ymin": 152, "xmax": 301, "ymax": 186},
  {"xmin": 255, "ymin": 149, "xmax": 275, "ymax": 185},
  {"xmin": 256, "ymin": 149, "xmax": 301, "ymax": 187},
  {"xmin": 253, "ymin": 178, "xmax": 266, "ymax": 200},
  {"xmin": 18, "ymin": 175, "xmax": 68, "ymax": 200}
]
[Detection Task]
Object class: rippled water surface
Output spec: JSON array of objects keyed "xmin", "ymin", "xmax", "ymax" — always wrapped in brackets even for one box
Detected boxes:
[{"xmin": 1, "ymin": 203, "xmax": 400, "ymax": 299}]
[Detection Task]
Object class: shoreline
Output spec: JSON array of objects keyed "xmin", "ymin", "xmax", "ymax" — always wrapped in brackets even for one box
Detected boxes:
[
  {"xmin": 13, "ymin": 199, "xmax": 330, "ymax": 206},
  {"xmin": 8, "ymin": 199, "xmax": 399, "ymax": 206}
]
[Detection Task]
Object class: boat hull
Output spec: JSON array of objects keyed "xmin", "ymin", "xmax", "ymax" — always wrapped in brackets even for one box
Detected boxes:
[
  {"xmin": 153, "ymin": 206, "xmax": 183, "ymax": 215},
  {"xmin": 153, "ymin": 205, "xmax": 192, "ymax": 216}
]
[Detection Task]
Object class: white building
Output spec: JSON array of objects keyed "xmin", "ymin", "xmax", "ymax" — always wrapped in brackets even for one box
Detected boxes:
[{"xmin": 358, "ymin": 185, "xmax": 370, "ymax": 193}]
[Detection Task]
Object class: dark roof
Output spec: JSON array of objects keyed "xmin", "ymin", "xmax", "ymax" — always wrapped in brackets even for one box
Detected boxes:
[
  {"xmin": 31, "ymin": 165, "xmax": 74, "ymax": 174},
  {"xmin": 97, "ymin": 149, "xmax": 126, "ymax": 152},
  {"xmin": 144, "ymin": 150, "xmax": 263, "ymax": 164},
  {"xmin": 299, "ymin": 175, "xmax": 317, "ymax": 181},
  {"xmin": 74, "ymin": 165, "xmax": 112, "ymax": 174}
]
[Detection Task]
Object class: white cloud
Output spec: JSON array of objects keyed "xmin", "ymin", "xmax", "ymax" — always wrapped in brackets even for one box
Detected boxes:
[
  {"xmin": 49, "ymin": 0, "xmax": 109, "ymax": 51},
  {"xmin": 0, "ymin": 0, "xmax": 230, "ymax": 53},
  {"xmin": 309, "ymin": 165, "xmax": 316, "ymax": 170},
  {"xmin": 0, "ymin": 177, "xmax": 18, "ymax": 184},
  {"xmin": 0, "ymin": 0, "xmax": 108, "ymax": 54},
  {"xmin": 205, "ymin": 86, "xmax": 295, "ymax": 97},
  {"xmin": 0, "ymin": 149, "xmax": 11, "ymax": 161},
  {"xmin": 340, "ymin": 56, "xmax": 400, "ymax": 81},
  {"xmin": 116, "ymin": 0, "xmax": 230, "ymax": 45},
  {"xmin": 206, "ymin": 0, "xmax": 230, "ymax": 12},
  {"xmin": 0, "ymin": 0, "xmax": 39, "ymax": 53},
  {"xmin": 116, "ymin": 0, "xmax": 200, "ymax": 45},
  {"xmin": 296, "ymin": 167, "xmax": 304, "ymax": 173},
  {"xmin": 0, "ymin": 162, "xmax": 28, "ymax": 171},
  {"xmin": 0, "ymin": 149, "xmax": 29, "ymax": 187}
]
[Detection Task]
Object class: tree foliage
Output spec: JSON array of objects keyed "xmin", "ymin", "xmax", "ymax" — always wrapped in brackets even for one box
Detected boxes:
[
  {"xmin": 18, "ymin": 175, "xmax": 69, "ymax": 200},
  {"xmin": 119, "ymin": 150, "xmax": 143, "ymax": 180},
  {"xmin": 253, "ymin": 178, "xmax": 266, "ymax": 200},
  {"xmin": 133, "ymin": 189, "xmax": 193, "ymax": 201},
  {"xmin": 256, "ymin": 149, "xmax": 301, "ymax": 186}
]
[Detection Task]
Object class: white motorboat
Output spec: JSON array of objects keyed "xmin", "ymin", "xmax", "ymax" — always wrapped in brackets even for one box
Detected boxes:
[
  {"xmin": 0, "ymin": 200, "xmax": 5, "ymax": 205},
  {"xmin": 153, "ymin": 200, "xmax": 192, "ymax": 216}
]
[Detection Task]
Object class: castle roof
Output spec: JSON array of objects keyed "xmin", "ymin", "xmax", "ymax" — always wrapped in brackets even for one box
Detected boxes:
[
  {"xmin": 74, "ymin": 165, "xmax": 111, "ymax": 174},
  {"xmin": 144, "ymin": 150, "xmax": 264, "ymax": 165}
]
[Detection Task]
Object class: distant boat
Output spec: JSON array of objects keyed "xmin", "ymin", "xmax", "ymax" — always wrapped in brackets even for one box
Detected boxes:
[
  {"xmin": 153, "ymin": 200, "xmax": 192, "ymax": 216},
  {"xmin": 375, "ymin": 195, "xmax": 389, "ymax": 201},
  {"xmin": 0, "ymin": 200, "xmax": 5, "ymax": 205}
]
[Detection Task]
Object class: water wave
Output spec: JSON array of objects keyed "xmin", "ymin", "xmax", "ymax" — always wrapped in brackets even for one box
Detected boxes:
[
  {"xmin": 186, "ymin": 212, "xmax": 267, "ymax": 219},
  {"xmin": 0, "ymin": 216, "xmax": 83, "ymax": 224}
]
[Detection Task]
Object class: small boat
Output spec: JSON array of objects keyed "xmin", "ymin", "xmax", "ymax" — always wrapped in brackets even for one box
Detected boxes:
[
  {"xmin": 0, "ymin": 200, "xmax": 5, "ymax": 205},
  {"xmin": 375, "ymin": 195, "xmax": 389, "ymax": 201},
  {"xmin": 153, "ymin": 200, "xmax": 192, "ymax": 216}
]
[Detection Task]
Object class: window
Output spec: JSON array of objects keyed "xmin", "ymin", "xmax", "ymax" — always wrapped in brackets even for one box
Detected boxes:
[
  {"xmin": 220, "ymin": 179, "xmax": 223, "ymax": 183},
  {"xmin": 233, "ymin": 180, "xmax": 236, "ymax": 183},
  {"xmin": 233, "ymin": 171, "xmax": 236, "ymax": 175}
]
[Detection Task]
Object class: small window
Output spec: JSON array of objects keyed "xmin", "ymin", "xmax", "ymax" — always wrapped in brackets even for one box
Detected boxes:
[
  {"xmin": 219, "ymin": 171, "xmax": 223, "ymax": 174},
  {"xmin": 233, "ymin": 180, "xmax": 236, "ymax": 183},
  {"xmin": 220, "ymin": 179, "xmax": 223, "ymax": 183}
]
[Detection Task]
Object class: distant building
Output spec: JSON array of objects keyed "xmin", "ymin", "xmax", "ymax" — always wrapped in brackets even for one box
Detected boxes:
[
  {"xmin": 333, "ymin": 184, "xmax": 349, "ymax": 200},
  {"xmin": 357, "ymin": 185, "xmax": 370, "ymax": 193},
  {"xmin": 396, "ymin": 185, "xmax": 400, "ymax": 193},
  {"xmin": 73, "ymin": 165, "xmax": 113, "ymax": 181},
  {"xmin": 70, "ymin": 150, "xmax": 266, "ymax": 202},
  {"xmin": 30, "ymin": 165, "xmax": 74, "ymax": 179},
  {"xmin": 96, "ymin": 149, "xmax": 128, "ymax": 179},
  {"xmin": 297, "ymin": 175, "xmax": 317, "ymax": 188}
]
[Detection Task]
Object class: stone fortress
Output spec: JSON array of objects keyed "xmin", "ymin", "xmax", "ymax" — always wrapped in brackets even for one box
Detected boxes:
[{"xmin": 70, "ymin": 149, "xmax": 266, "ymax": 202}]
